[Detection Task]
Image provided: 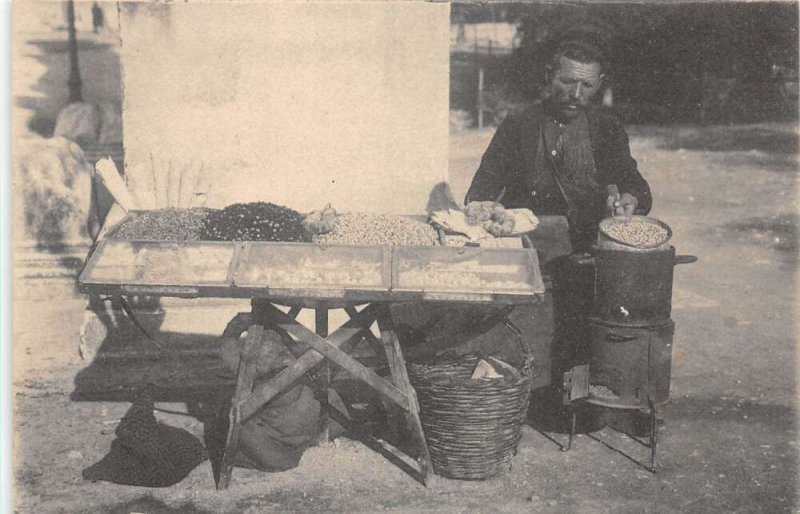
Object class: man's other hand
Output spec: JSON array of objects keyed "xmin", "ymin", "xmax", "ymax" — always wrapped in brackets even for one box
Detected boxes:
[{"xmin": 617, "ymin": 193, "xmax": 638, "ymax": 215}]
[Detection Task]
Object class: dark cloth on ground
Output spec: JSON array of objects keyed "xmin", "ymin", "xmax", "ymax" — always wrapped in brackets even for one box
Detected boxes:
[
  {"xmin": 390, "ymin": 302, "xmax": 546, "ymax": 389},
  {"xmin": 390, "ymin": 303, "xmax": 517, "ymax": 362},
  {"xmin": 233, "ymin": 379, "xmax": 321, "ymax": 472},
  {"xmin": 83, "ymin": 393, "xmax": 207, "ymax": 487}
]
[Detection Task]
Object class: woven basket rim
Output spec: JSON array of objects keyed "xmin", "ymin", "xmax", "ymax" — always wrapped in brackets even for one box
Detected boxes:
[{"xmin": 409, "ymin": 353, "xmax": 533, "ymax": 387}]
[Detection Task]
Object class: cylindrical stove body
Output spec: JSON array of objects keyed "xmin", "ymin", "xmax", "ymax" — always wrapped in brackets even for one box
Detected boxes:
[
  {"xmin": 593, "ymin": 246, "xmax": 676, "ymax": 327},
  {"xmin": 587, "ymin": 319, "xmax": 674, "ymax": 409}
]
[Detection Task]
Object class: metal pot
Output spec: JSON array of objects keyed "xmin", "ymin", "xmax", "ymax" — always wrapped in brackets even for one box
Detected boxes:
[
  {"xmin": 579, "ymin": 246, "xmax": 696, "ymax": 327},
  {"xmin": 597, "ymin": 216, "xmax": 672, "ymax": 252}
]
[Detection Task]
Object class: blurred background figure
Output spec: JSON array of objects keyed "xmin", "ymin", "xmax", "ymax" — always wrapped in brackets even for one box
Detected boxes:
[{"xmin": 91, "ymin": 2, "xmax": 104, "ymax": 35}]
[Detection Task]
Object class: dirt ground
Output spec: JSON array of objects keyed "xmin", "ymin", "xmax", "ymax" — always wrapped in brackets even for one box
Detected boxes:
[
  {"xmin": 11, "ymin": 14, "xmax": 799, "ymax": 514},
  {"xmin": 12, "ymin": 121, "xmax": 798, "ymax": 513}
]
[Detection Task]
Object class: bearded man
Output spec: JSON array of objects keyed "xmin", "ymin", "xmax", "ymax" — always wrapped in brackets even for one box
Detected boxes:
[{"xmin": 464, "ymin": 34, "xmax": 654, "ymax": 431}]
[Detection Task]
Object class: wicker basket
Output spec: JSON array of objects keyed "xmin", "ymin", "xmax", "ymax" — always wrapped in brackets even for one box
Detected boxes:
[{"xmin": 408, "ymin": 354, "xmax": 533, "ymax": 480}]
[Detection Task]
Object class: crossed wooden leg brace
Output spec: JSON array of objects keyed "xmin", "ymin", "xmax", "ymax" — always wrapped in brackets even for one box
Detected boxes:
[{"xmin": 216, "ymin": 301, "xmax": 432, "ymax": 489}]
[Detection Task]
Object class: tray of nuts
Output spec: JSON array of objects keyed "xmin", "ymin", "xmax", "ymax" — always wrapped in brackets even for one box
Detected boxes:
[
  {"xmin": 233, "ymin": 242, "xmax": 392, "ymax": 300},
  {"xmin": 391, "ymin": 246, "xmax": 544, "ymax": 303},
  {"xmin": 79, "ymin": 238, "xmax": 241, "ymax": 297}
]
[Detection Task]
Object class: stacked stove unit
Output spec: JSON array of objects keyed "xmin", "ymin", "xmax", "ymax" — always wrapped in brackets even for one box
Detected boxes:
[{"xmin": 562, "ymin": 244, "xmax": 696, "ymax": 471}]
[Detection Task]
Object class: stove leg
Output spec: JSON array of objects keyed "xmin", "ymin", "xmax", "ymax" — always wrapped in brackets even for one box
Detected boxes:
[
  {"xmin": 648, "ymin": 397, "xmax": 658, "ymax": 473},
  {"xmin": 563, "ymin": 406, "xmax": 577, "ymax": 452}
]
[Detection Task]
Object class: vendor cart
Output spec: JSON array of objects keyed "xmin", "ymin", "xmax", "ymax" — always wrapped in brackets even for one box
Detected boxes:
[{"xmin": 78, "ymin": 212, "xmax": 545, "ymax": 489}]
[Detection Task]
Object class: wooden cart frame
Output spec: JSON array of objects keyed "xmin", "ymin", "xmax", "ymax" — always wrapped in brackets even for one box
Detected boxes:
[{"xmin": 79, "ymin": 217, "xmax": 544, "ymax": 488}]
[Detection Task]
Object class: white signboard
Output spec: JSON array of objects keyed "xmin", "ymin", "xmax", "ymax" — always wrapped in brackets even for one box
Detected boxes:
[{"xmin": 119, "ymin": 1, "xmax": 450, "ymax": 215}]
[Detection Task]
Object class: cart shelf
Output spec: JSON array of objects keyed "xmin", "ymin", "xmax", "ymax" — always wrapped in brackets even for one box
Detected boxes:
[{"xmin": 80, "ymin": 212, "xmax": 544, "ymax": 304}]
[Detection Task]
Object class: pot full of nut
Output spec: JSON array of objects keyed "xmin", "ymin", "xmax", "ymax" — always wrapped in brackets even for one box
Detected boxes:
[{"xmin": 597, "ymin": 215, "xmax": 672, "ymax": 252}]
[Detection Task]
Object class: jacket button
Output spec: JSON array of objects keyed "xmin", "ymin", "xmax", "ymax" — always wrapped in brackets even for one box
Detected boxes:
[
  {"xmin": 551, "ymin": 149, "xmax": 557, "ymax": 156},
  {"xmin": 531, "ymin": 190, "xmax": 537, "ymax": 196}
]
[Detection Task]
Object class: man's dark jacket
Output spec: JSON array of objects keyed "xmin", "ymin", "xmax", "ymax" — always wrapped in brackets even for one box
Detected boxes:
[{"xmin": 465, "ymin": 104, "xmax": 652, "ymax": 225}]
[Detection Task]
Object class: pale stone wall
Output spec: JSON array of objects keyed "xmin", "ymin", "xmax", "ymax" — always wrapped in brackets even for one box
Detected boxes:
[{"xmin": 119, "ymin": 1, "xmax": 450, "ymax": 215}]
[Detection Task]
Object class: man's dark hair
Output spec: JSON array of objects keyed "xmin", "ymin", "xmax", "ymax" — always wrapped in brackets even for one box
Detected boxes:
[
  {"xmin": 553, "ymin": 40, "xmax": 605, "ymax": 68},
  {"xmin": 550, "ymin": 25, "xmax": 609, "ymax": 71}
]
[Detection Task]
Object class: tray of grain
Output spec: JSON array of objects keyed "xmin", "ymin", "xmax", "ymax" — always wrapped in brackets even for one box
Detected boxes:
[
  {"xmin": 391, "ymin": 246, "xmax": 544, "ymax": 303},
  {"xmin": 233, "ymin": 242, "xmax": 392, "ymax": 299},
  {"xmin": 79, "ymin": 239, "xmax": 240, "ymax": 297}
]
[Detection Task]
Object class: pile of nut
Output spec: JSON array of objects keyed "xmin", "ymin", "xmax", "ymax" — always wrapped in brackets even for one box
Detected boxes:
[
  {"xmin": 114, "ymin": 208, "xmax": 212, "ymax": 242},
  {"xmin": 603, "ymin": 219, "xmax": 669, "ymax": 248},
  {"xmin": 313, "ymin": 212, "xmax": 438, "ymax": 246},
  {"xmin": 200, "ymin": 202, "xmax": 309, "ymax": 242},
  {"xmin": 465, "ymin": 201, "xmax": 516, "ymax": 237}
]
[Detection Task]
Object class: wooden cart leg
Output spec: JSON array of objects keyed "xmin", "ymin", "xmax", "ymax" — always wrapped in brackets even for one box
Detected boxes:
[
  {"xmin": 217, "ymin": 324, "xmax": 264, "ymax": 490},
  {"xmin": 345, "ymin": 306, "xmax": 400, "ymax": 444},
  {"xmin": 201, "ymin": 394, "xmax": 233, "ymax": 487},
  {"xmin": 315, "ymin": 305, "xmax": 331, "ymax": 444},
  {"xmin": 376, "ymin": 306, "xmax": 433, "ymax": 485}
]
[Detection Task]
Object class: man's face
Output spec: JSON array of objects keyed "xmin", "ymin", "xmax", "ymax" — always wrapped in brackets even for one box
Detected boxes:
[{"xmin": 548, "ymin": 56, "xmax": 604, "ymax": 121}]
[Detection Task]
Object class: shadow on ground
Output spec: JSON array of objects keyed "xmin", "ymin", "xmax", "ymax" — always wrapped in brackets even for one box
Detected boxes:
[
  {"xmin": 24, "ymin": 39, "xmax": 113, "ymax": 54},
  {"xmin": 659, "ymin": 125, "xmax": 799, "ymax": 155},
  {"xmin": 99, "ymin": 496, "xmax": 211, "ymax": 514},
  {"xmin": 709, "ymin": 213, "xmax": 799, "ymax": 263}
]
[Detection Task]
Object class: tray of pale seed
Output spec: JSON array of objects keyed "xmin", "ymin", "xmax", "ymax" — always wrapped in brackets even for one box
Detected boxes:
[
  {"xmin": 79, "ymin": 238, "xmax": 241, "ymax": 297},
  {"xmin": 391, "ymin": 246, "xmax": 545, "ymax": 303},
  {"xmin": 232, "ymin": 242, "xmax": 392, "ymax": 300}
]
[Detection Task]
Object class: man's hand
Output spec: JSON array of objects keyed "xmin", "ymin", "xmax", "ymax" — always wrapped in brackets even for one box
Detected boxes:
[
  {"xmin": 606, "ymin": 184, "xmax": 638, "ymax": 216},
  {"xmin": 616, "ymin": 193, "xmax": 638, "ymax": 215}
]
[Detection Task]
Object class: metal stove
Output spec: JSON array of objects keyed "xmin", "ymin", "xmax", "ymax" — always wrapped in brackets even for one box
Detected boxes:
[{"xmin": 561, "ymin": 243, "xmax": 696, "ymax": 471}]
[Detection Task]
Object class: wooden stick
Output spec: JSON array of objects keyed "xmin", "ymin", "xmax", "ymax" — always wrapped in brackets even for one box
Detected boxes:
[
  {"xmin": 94, "ymin": 158, "xmax": 138, "ymax": 212},
  {"xmin": 217, "ymin": 324, "xmax": 263, "ymax": 490}
]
